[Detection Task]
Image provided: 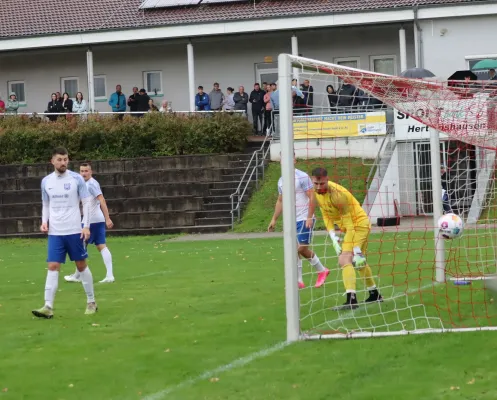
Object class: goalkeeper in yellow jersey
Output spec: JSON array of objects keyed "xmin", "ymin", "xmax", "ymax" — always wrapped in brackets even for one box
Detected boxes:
[{"xmin": 311, "ymin": 167, "xmax": 382, "ymax": 311}]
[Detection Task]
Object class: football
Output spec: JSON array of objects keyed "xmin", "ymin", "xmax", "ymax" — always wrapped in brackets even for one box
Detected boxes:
[{"xmin": 438, "ymin": 213, "xmax": 464, "ymax": 239}]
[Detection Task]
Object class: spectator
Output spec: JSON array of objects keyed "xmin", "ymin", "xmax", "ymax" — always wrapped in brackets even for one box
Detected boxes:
[
  {"xmin": 326, "ymin": 85, "xmax": 338, "ymax": 113},
  {"xmin": 195, "ymin": 86, "xmax": 210, "ymax": 111},
  {"xmin": 209, "ymin": 82, "xmax": 224, "ymax": 111},
  {"xmin": 233, "ymin": 86, "xmax": 248, "ymax": 114},
  {"xmin": 148, "ymin": 99, "xmax": 159, "ymax": 112},
  {"xmin": 292, "ymin": 87, "xmax": 306, "ymax": 115},
  {"xmin": 60, "ymin": 92, "xmax": 73, "ymax": 114},
  {"xmin": 223, "ymin": 87, "xmax": 235, "ymax": 111},
  {"xmin": 270, "ymin": 82, "xmax": 279, "ymax": 110},
  {"xmin": 109, "ymin": 84, "xmax": 127, "ymax": 118},
  {"xmin": 72, "ymin": 92, "xmax": 88, "ymax": 114},
  {"xmin": 490, "ymin": 69, "xmax": 497, "ymax": 81},
  {"xmin": 159, "ymin": 100, "xmax": 171, "ymax": 113},
  {"xmin": 337, "ymin": 83, "xmax": 361, "ymax": 113},
  {"xmin": 127, "ymin": 87, "xmax": 140, "ymax": 116},
  {"xmin": 249, "ymin": 83, "xmax": 265, "ymax": 135},
  {"xmin": 301, "ymin": 79, "xmax": 314, "ymax": 114},
  {"xmin": 0, "ymin": 94, "xmax": 5, "ymax": 114},
  {"xmin": 6, "ymin": 92, "xmax": 19, "ymax": 115},
  {"xmin": 46, "ymin": 93, "xmax": 61, "ymax": 121},
  {"xmin": 136, "ymin": 89, "xmax": 150, "ymax": 115},
  {"xmin": 263, "ymin": 84, "xmax": 273, "ymax": 135},
  {"xmin": 55, "ymin": 92, "xmax": 62, "ymax": 105}
]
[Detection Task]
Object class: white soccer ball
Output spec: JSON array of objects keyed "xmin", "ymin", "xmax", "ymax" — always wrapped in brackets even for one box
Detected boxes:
[{"xmin": 438, "ymin": 213, "xmax": 464, "ymax": 239}]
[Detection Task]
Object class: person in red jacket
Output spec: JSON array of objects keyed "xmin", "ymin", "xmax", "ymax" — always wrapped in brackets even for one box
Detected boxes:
[{"xmin": 0, "ymin": 94, "xmax": 5, "ymax": 114}]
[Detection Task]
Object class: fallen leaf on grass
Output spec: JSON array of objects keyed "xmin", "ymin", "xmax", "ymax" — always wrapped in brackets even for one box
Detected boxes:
[
  {"xmin": 92, "ymin": 324, "xmax": 100, "ymax": 327},
  {"xmin": 450, "ymin": 386, "xmax": 460, "ymax": 390},
  {"xmin": 292, "ymin": 384, "xmax": 299, "ymax": 389},
  {"xmin": 467, "ymin": 378, "xmax": 475, "ymax": 385},
  {"xmin": 209, "ymin": 377, "xmax": 219, "ymax": 383},
  {"xmin": 68, "ymin": 384, "xmax": 74, "ymax": 388},
  {"xmin": 164, "ymin": 349, "xmax": 171, "ymax": 353},
  {"xmin": 174, "ymin": 315, "xmax": 179, "ymax": 319},
  {"xmin": 2, "ymin": 388, "xmax": 8, "ymax": 392}
]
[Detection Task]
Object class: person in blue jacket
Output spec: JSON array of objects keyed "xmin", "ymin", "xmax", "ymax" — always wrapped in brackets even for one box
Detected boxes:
[
  {"xmin": 195, "ymin": 86, "xmax": 211, "ymax": 111},
  {"xmin": 108, "ymin": 85, "xmax": 127, "ymax": 118}
]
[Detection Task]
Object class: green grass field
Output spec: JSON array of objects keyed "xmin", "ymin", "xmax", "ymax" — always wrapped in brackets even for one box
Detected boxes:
[{"xmin": 2, "ymin": 234, "xmax": 497, "ymax": 400}]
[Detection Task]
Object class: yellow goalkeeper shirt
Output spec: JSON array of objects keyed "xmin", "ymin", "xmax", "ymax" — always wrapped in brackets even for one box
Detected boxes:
[{"xmin": 314, "ymin": 181, "xmax": 370, "ymax": 232}]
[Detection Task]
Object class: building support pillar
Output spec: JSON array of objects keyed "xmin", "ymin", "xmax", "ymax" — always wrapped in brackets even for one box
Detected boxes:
[
  {"xmin": 86, "ymin": 48, "xmax": 95, "ymax": 113},
  {"xmin": 187, "ymin": 41, "xmax": 195, "ymax": 112},
  {"xmin": 399, "ymin": 27, "xmax": 407, "ymax": 73}
]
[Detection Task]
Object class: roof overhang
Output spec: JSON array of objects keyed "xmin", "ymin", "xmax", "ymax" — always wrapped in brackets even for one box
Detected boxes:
[{"xmin": 0, "ymin": 1, "xmax": 495, "ymax": 52}]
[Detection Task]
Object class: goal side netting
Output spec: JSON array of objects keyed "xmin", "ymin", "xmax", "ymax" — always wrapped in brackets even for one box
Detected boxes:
[{"xmin": 277, "ymin": 54, "xmax": 497, "ymax": 341}]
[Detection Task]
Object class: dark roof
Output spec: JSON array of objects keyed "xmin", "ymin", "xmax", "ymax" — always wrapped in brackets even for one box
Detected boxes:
[{"xmin": 0, "ymin": 0, "xmax": 483, "ymax": 40}]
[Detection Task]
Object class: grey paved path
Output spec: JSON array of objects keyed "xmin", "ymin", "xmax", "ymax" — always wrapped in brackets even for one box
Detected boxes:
[{"xmin": 167, "ymin": 217, "xmax": 478, "ymax": 242}]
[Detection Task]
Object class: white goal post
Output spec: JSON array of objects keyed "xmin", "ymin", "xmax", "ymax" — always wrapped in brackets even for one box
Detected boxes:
[{"xmin": 277, "ymin": 53, "xmax": 497, "ymax": 342}]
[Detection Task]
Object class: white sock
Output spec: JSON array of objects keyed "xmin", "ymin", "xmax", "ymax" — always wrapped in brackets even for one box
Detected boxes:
[
  {"xmin": 100, "ymin": 247, "xmax": 114, "ymax": 278},
  {"xmin": 297, "ymin": 258, "xmax": 303, "ymax": 282},
  {"xmin": 74, "ymin": 268, "xmax": 81, "ymax": 279},
  {"xmin": 79, "ymin": 267, "xmax": 95, "ymax": 303},
  {"xmin": 44, "ymin": 270, "xmax": 59, "ymax": 309},
  {"xmin": 309, "ymin": 255, "xmax": 326, "ymax": 272}
]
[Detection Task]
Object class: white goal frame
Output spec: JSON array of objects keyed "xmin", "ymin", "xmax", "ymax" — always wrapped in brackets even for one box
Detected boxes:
[{"xmin": 278, "ymin": 53, "xmax": 497, "ymax": 342}]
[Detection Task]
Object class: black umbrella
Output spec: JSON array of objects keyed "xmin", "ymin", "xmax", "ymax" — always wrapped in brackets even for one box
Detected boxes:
[
  {"xmin": 448, "ymin": 70, "xmax": 478, "ymax": 81},
  {"xmin": 400, "ymin": 67, "xmax": 435, "ymax": 79}
]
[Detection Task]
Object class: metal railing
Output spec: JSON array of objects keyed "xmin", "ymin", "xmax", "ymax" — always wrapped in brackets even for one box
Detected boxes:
[
  {"xmin": 0, "ymin": 110, "xmax": 246, "ymax": 118},
  {"xmin": 230, "ymin": 134, "xmax": 272, "ymax": 229}
]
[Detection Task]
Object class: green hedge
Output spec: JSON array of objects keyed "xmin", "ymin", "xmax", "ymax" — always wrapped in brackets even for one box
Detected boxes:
[{"xmin": 0, "ymin": 113, "xmax": 251, "ymax": 164}]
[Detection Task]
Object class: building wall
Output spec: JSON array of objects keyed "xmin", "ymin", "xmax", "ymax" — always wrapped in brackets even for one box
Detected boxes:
[
  {"xmin": 420, "ymin": 15, "xmax": 497, "ymax": 78},
  {"xmin": 0, "ymin": 23, "xmax": 414, "ymax": 115}
]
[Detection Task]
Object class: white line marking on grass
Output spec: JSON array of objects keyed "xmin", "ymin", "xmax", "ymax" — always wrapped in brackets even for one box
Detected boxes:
[{"xmin": 142, "ymin": 341, "xmax": 291, "ymax": 400}]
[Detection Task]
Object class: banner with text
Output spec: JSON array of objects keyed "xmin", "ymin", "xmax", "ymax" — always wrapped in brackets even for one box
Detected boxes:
[{"xmin": 293, "ymin": 112, "xmax": 387, "ymax": 139}]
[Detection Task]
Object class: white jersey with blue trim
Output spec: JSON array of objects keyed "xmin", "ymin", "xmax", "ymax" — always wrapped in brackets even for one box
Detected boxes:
[
  {"xmin": 85, "ymin": 177, "xmax": 106, "ymax": 224},
  {"xmin": 41, "ymin": 170, "xmax": 91, "ymax": 236},
  {"xmin": 277, "ymin": 168, "xmax": 313, "ymax": 222}
]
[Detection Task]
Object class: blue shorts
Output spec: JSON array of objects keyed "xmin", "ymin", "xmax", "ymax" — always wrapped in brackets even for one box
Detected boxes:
[
  {"xmin": 296, "ymin": 219, "xmax": 315, "ymax": 245},
  {"xmin": 47, "ymin": 234, "xmax": 88, "ymax": 264},
  {"xmin": 88, "ymin": 222, "xmax": 106, "ymax": 246}
]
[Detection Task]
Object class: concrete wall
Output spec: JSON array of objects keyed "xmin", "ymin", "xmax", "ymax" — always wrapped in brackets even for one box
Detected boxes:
[
  {"xmin": 0, "ymin": 23, "xmax": 414, "ymax": 116},
  {"xmin": 420, "ymin": 15, "xmax": 497, "ymax": 78}
]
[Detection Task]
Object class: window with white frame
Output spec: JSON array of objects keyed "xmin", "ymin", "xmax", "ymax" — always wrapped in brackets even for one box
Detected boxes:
[
  {"xmin": 370, "ymin": 55, "xmax": 397, "ymax": 76},
  {"xmin": 143, "ymin": 71, "xmax": 163, "ymax": 95},
  {"xmin": 8, "ymin": 81, "xmax": 26, "ymax": 103},
  {"xmin": 334, "ymin": 57, "xmax": 360, "ymax": 69},
  {"xmin": 94, "ymin": 75, "xmax": 107, "ymax": 100},
  {"xmin": 61, "ymin": 77, "xmax": 79, "ymax": 99}
]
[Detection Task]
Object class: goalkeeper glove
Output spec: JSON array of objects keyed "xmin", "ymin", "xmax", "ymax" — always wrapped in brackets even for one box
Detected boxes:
[
  {"xmin": 352, "ymin": 246, "xmax": 367, "ymax": 268},
  {"xmin": 329, "ymin": 231, "xmax": 342, "ymax": 255}
]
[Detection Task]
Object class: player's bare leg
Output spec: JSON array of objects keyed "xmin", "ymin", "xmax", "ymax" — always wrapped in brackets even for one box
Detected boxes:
[
  {"xmin": 97, "ymin": 244, "xmax": 114, "ymax": 283},
  {"xmin": 32, "ymin": 261, "xmax": 61, "ymax": 319},
  {"xmin": 75, "ymin": 260, "xmax": 97, "ymax": 314},
  {"xmin": 332, "ymin": 251, "xmax": 359, "ymax": 311},
  {"xmin": 298, "ymin": 245, "xmax": 329, "ymax": 288}
]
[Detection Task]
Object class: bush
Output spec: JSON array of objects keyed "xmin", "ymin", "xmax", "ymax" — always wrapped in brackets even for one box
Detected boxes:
[{"xmin": 0, "ymin": 112, "xmax": 251, "ymax": 164}]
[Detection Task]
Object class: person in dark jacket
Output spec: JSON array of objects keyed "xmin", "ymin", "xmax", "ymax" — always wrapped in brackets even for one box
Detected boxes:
[
  {"xmin": 136, "ymin": 89, "xmax": 151, "ymax": 115},
  {"xmin": 127, "ymin": 87, "xmax": 140, "ymax": 116},
  {"xmin": 337, "ymin": 83, "xmax": 361, "ymax": 113},
  {"xmin": 46, "ymin": 93, "xmax": 62, "ymax": 122},
  {"xmin": 326, "ymin": 85, "xmax": 338, "ymax": 113},
  {"xmin": 195, "ymin": 86, "xmax": 211, "ymax": 111},
  {"xmin": 249, "ymin": 83, "xmax": 266, "ymax": 135},
  {"xmin": 233, "ymin": 86, "xmax": 249, "ymax": 115},
  {"xmin": 60, "ymin": 92, "xmax": 73, "ymax": 114},
  {"xmin": 301, "ymin": 79, "xmax": 314, "ymax": 114}
]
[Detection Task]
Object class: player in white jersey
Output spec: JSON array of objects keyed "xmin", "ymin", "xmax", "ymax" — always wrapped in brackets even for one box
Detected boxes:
[
  {"xmin": 32, "ymin": 147, "xmax": 97, "ymax": 319},
  {"xmin": 64, "ymin": 163, "xmax": 115, "ymax": 283},
  {"xmin": 268, "ymin": 156, "xmax": 330, "ymax": 289}
]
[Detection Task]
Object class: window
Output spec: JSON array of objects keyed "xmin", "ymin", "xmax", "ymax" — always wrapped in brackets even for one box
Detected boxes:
[
  {"xmin": 143, "ymin": 71, "xmax": 163, "ymax": 95},
  {"xmin": 61, "ymin": 77, "xmax": 79, "ymax": 99},
  {"xmin": 8, "ymin": 81, "xmax": 26, "ymax": 103},
  {"xmin": 334, "ymin": 57, "xmax": 360, "ymax": 69},
  {"xmin": 370, "ymin": 55, "xmax": 397, "ymax": 75},
  {"xmin": 94, "ymin": 75, "xmax": 107, "ymax": 100}
]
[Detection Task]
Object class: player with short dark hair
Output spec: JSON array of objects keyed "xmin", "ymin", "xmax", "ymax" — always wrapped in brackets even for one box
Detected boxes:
[
  {"xmin": 311, "ymin": 167, "xmax": 382, "ymax": 310},
  {"xmin": 32, "ymin": 147, "xmax": 97, "ymax": 319},
  {"xmin": 65, "ymin": 162, "xmax": 115, "ymax": 283},
  {"xmin": 268, "ymin": 157, "xmax": 329, "ymax": 289}
]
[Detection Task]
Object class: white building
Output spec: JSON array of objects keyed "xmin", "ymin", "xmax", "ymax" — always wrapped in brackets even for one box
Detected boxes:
[{"xmin": 1, "ymin": 0, "xmax": 495, "ymax": 115}]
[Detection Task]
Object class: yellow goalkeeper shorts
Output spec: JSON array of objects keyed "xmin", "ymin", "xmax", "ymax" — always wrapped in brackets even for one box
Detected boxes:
[{"xmin": 342, "ymin": 225, "xmax": 370, "ymax": 253}]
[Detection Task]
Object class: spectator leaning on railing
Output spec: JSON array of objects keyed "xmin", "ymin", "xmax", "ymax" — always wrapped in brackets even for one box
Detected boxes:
[
  {"xmin": 209, "ymin": 82, "xmax": 224, "ymax": 111},
  {"xmin": 195, "ymin": 86, "xmax": 211, "ymax": 111},
  {"xmin": 72, "ymin": 92, "xmax": 88, "ymax": 114},
  {"xmin": 46, "ymin": 93, "xmax": 62, "ymax": 121},
  {"xmin": 223, "ymin": 87, "xmax": 235, "ymax": 111}
]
